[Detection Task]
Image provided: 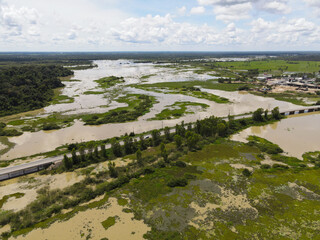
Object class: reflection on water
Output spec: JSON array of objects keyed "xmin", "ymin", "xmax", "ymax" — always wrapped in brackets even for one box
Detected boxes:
[
  {"xmin": 231, "ymin": 112, "xmax": 320, "ymax": 158},
  {"xmin": 1, "ymin": 60, "xmax": 302, "ymax": 160}
]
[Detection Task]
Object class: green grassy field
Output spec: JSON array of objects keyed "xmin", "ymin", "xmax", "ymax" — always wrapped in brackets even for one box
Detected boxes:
[
  {"xmin": 114, "ymin": 141, "xmax": 320, "ymax": 239},
  {"xmin": 135, "ymin": 81, "xmax": 257, "ymax": 92},
  {"xmin": 215, "ymin": 60, "xmax": 320, "ymax": 73}
]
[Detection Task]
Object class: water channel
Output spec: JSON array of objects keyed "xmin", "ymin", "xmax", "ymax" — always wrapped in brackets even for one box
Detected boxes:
[{"xmin": 0, "ymin": 60, "xmax": 304, "ymax": 160}]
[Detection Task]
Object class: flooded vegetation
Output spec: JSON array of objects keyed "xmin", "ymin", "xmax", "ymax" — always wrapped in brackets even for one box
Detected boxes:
[
  {"xmin": 0, "ymin": 53, "xmax": 319, "ymax": 240},
  {"xmin": 0, "ymin": 60, "xmax": 302, "ymax": 160}
]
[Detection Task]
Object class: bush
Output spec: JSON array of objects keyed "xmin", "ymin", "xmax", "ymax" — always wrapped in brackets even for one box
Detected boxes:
[
  {"xmin": 248, "ymin": 136, "xmax": 283, "ymax": 155},
  {"xmin": 0, "ymin": 128, "xmax": 23, "ymax": 136},
  {"xmin": 242, "ymin": 169, "xmax": 252, "ymax": 177},
  {"xmin": 273, "ymin": 164, "xmax": 289, "ymax": 169},
  {"xmin": 238, "ymin": 85, "xmax": 250, "ymax": 91},
  {"xmin": 171, "ymin": 160, "xmax": 187, "ymax": 168},
  {"xmin": 185, "ymin": 173, "xmax": 197, "ymax": 180},
  {"xmin": 260, "ymin": 164, "xmax": 271, "ymax": 169},
  {"xmin": 68, "ymin": 143, "xmax": 78, "ymax": 151},
  {"xmin": 43, "ymin": 123, "xmax": 60, "ymax": 131},
  {"xmin": 143, "ymin": 167, "xmax": 155, "ymax": 174},
  {"xmin": 21, "ymin": 126, "xmax": 33, "ymax": 131},
  {"xmin": 167, "ymin": 178, "xmax": 188, "ymax": 188}
]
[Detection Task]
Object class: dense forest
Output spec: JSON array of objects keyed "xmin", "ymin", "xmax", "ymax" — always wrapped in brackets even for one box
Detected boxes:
[
  {"xmin": 1, "ymin": 52, "xmax": 320, "ymax": 66},
  {"xmin": 0, "ymin": 65, "xmax": 73, "ymax": 116}
]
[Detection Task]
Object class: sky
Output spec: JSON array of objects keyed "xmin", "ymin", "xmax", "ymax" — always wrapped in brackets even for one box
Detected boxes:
[{"xmin": 0, "ymin": 0, "xmax": 320, "ymax": 51}]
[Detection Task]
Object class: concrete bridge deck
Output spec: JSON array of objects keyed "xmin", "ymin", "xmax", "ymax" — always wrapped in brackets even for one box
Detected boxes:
[{"xmin": 0, "ymin": 105, "xmax": 319, "ymax": 181}]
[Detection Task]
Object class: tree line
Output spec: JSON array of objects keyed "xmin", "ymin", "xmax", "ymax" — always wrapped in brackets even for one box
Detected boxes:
[
  {"xmin": 0, "ymin": 65, "xmax": 73, "ymax": 116},
  {"xmin": 62, "ymin": 107, "xmax": 282, "ymax": 173}
]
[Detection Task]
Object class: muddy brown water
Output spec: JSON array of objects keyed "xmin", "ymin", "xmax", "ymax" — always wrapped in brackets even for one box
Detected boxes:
[
  {"xmin": 231, "ymin": 112, "xmax": 320, "ymax": 158},
  {"xmin": 1, "ymin": 60, "xmax": 300, "ymax": 160}
]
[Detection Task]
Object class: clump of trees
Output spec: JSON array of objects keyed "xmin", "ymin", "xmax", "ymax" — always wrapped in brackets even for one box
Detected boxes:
[
  {"xmin": 0, "ymin": 65, "xmax": 73, "ymax": 116},
  {"xmin": 0, "ymin": 122, "xmax": 22, "ymax": 136},
  {"xmin": 252, "ymin": 107, "xmax": 282, "ymax": 122}
]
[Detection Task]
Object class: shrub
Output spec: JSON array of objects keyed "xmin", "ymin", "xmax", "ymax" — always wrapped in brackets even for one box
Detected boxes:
[
  {"xmin": 242, "ymin": 169, "xmax": 252, "ymax": 177},
  {"xmin": 143, "ymin": 167, "xmax": 155, "ymax": 174},
  {"xmin": 167, "ymin": 178, "xmax": 188, "ymax": 188},
  {"xmin": 172, "ymin": 160, "xmax": 187, "ymax": 168},
  {"xmin": 260, "ymin": 164, "xmax": 271, "ymax": 169},
  {"xmin": 273, "ymin": 164, "xmax": 289, "ymax": 169},
  {"xmin": 0, "ymin": 128, "xmax": 23, "ymax": 136},
  {"xmin": 43, "ymin": 122, "xmax": 60, "ymax": 131},
  {"xmin": 21, "ymin": 126, "xmax": 33, "ymax": 131}
]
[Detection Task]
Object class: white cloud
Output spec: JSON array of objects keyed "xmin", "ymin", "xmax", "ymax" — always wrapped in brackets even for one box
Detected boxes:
[
  {"xmin": 260, "ymin": 1, "xmax": 291, "ymax": 14},
  {"xmin": 304, "ymin": 0, "xmax": 320, "ymax": 16},
  {"xmin": 250, "ymin": 17, "xmax": 320, "ymax": 45},
  {"xmin": 304, "ymin": 0, "xmax": 320, "ymax": 7},
  {"xmin": 0, "ymin": 1, "xmax": 40, "ymax": 40},
  {"xmin": 214, "ymin": 3, "xmax": 252, "ymax": 22},
  {"xmin": 0, "ymin": 0, "xmax": 319, "ymax": 51},
  {"xmin": 197, "ymin": 0, "xmax": 291, "ymax": 20},
  {"xmin": 198, "ymin": 0, "xmax": 251, "ymax": 6},
  {"xmin": 178, "ymin": 6, "xmax": 187, "ymax": 15},
  {"xmin": 111, "ymin": 14, "xmax": 244, "ymax": 46},
  {"xmin": 190, "ymin": 6, "xmax": 205, "ymax": 14}
]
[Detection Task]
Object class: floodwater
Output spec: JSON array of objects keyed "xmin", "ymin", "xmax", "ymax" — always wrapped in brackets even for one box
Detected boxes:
[
  {"xmin": 1, "ymin": 60, "xmax": 301, "ymax": 160},
  {"xmin": 231, "ymin": 112, "xmax": 320, "ymax": 158},
  {"xmin": 0, "ymin": 171, "xmax": 84, "ymax": 212},
  {"xmin": 11, "ymin": 197, "xmax": 151, "ymax": 240}
]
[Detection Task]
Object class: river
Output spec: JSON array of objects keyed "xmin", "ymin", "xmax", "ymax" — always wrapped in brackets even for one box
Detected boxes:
[{"xmin": 1, "ymin": 60, "xmax": 300, "ymax": 160}]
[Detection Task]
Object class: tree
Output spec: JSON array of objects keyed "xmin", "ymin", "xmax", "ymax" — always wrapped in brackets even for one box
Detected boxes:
[
  {"xmin": 108, "ymin": 162, "xmax": 118, "ymax": 178},
  {"xmin": 100, "ymin": 144, "xmax": 107, "ymax": 158},
  {"xmin": 160, "ymin": 143, "xmax": 169, "ymax": 163},
  {"xmin": 87, "ymin": 142, "xmax": 95, "ymax": 155},
  {"xmin": 217, "ymin": 122, "xmax": 227, "ymax": 137},
  {"xmin": 252, "ymin": 108, "xmax": 264, "ymax": 122},
  {"xmin": 124, "ymin": 136, "xmax": 133, "ymax": 155},
  {"xmin": 63, "ymin": 154, "xmax": 73, "ymax": 170},
  {"xmin": 136, "ymin": 149, "xmax": 143, "ymax": 166},
  {"xmin": 111, "ymin": 138, "xmax": 122, "ymax": 157},
  {"xmin": 164, "ymin": 127, "xmax": 171, "ymax": 141},
  {"xmin": 71, "ymin": 148, "xmax": 79, "ymax": 165},
  {"xmin": 228, "ymin": 115, "xmax": 236, "ymax": 130},
  {"xmin": 186, "ymin": 131, "xmax": 200, "ymax": 151},
  {"xmin": 79, "ymin": 146, "xmax": 86, "ymax": 162},
  {"xmin": 264, "ymin": 109, "xmax": 269, "ymax": 120},
  {"xmin": 271, "ymin": 107, "xmax": 281, "ymax": 120},
  {"xmin": 175, "ymin": 121, "xmax": 186, "ymax": 137},
  {"xmin": 94, "ymin": 146, "xmax": 99, "ymax": 159},
  {"xmin": 174, "ymin": 134, "xmax": 183, "ymax": 150},
  {"xmin": 139, "ymin": 136, "xmax": 147, "ymax": 150},
  {"xmin": 151, "ymin": 129, "xmax": 161, "ymax": 146}
]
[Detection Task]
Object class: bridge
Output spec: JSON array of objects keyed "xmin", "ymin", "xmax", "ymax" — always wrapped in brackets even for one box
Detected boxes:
[
  {"xmin": 0, "ymin": 105, "xmax": 319, "ymax": 181},
  {"xmin": 280, "ymin": 105, "xmax": 320, "ymax": 116}
]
